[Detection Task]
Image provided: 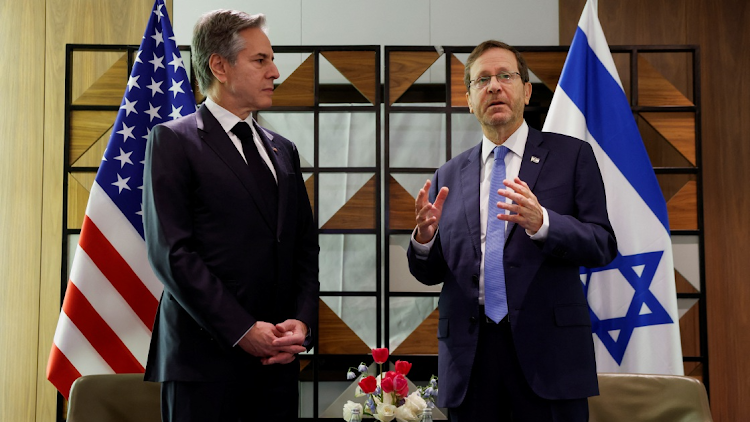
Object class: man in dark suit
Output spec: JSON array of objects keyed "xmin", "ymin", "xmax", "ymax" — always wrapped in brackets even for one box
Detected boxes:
[
  {"xmin": 407, "ymin": 40, "xmax": 617, "ymax": 421},
  {"xmin": 142, "ymin": 10, "xmax": 318, "ymax": 422}
]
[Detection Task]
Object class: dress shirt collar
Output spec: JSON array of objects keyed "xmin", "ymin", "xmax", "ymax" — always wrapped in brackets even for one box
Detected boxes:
[
  {"xmin": 203, "ymin": 97, "xmax": 257, "ymax": 135},
  {"xmin": 481, "ymin": 120, "xmax": 529, "ymax": 163}
]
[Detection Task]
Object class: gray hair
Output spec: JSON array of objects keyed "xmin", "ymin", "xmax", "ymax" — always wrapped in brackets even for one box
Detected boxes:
[{"xmin": 191, "ymin": 10, "xmax": 267, "ymax": 95}]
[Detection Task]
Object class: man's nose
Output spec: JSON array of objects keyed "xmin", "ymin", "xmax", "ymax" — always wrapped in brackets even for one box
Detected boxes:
[
  {"xmin": 269, "ymin": 62, "xmax": 280, "ymax": 80},
  {"xmin": 486, "ymin": 75, "xmax": 504, "ymax": 92}
]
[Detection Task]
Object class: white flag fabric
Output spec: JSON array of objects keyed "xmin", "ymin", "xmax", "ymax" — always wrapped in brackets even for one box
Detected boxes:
[
  {"xmin": 542, "ymin": 0, "xmax": 683, "ymax": 374},
  {"xmin": 47, "ymin": 0, "xmax": 196, "ymax": 398}
]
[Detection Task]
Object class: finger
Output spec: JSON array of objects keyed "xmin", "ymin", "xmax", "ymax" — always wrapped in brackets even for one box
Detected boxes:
[
  {"xmin": 415, "ymin": 180, "xmax": 432, "ymax": 209},
  {"xmin": 433, "ymin": 187, "xmax": 450, "ymax": 210}
]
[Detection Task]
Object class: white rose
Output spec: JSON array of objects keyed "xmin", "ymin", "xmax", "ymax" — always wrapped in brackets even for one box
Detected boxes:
[
  {"xmin": 343, "ymin": 401, "xmax": 363, "ymax": 421},
  {"xmin": 394, "ymin": 405, "xmax": 418, "ymax": 422},
  {"xmin": 374, "ymin": 403, "xmax": 397, "ymax": 422},
  {"xmin": 403, "ymin": 391, "xmax": 427, "ymax": 414}
]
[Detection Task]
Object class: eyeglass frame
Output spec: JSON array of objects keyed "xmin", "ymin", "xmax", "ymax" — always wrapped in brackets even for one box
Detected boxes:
[{"xmin": 468, "ymin": 71, "xmax": 524, "ymax": 89}]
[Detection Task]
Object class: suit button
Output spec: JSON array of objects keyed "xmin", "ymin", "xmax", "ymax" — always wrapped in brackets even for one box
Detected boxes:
[{"xmin": 470, "ymin": 316, "xmax": 477, "ymax": 323}]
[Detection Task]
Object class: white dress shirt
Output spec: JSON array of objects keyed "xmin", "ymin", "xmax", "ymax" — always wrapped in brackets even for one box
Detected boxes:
[
  {"xmin": 203, "ymin": 98, "xmax": 277, "ymax": 182},
  {"xmin": 411, "ymin": 121, "xmax": 550, "ymax": 304}
]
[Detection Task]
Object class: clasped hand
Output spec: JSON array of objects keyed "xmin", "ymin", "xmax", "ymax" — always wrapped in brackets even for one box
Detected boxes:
[{"xmin": 237, "ymin": 319, "xmax": 307, "ymax": 365}]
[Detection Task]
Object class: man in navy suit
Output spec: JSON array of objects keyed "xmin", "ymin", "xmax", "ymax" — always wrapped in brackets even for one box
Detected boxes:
[
  {"xmin": 407, "ymin": 40, "xmax": 617, "ymax": 421},
  {"xmin": 143, "ymin": 10, "xmax": 318, "ymax": 422}
]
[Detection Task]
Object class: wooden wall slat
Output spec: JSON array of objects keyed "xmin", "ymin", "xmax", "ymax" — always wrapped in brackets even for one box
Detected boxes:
[
  {"xmin": 667, "ymin": 180, "xmax": 697, "ymax": 231},
  {"xmin": 320, "ymin": 51, "xmax": 377, "ymax": 104},
  {"xmin": 320, "ymin": 176, "xmax": 376, "ymax": 230},
  {"xmin": 388, "ymin": 51, "xmax": 440, "ymax": 105},
  {"xmin": 392, "ymin": 308, "xmax": 439, "ymax": 355},
  {"xmin": 318, "ymin": 300, "xmax": 371, "ymax": 355},
  {"xmin": 69, "ymin": 110, "xmax": 118, "ymax": 164},
  {"xmin": 72, "ymin": 52, "xmax": 128, "ymax": 106},
  {"xmin": 271, "ymin": 54, "xmax": 315, "ymax": 107},
  {"xmin": 389, "ymin": 176, "xmax": 416, "ymax": 230},
  {"xmin": 640, "ymin": 112, "xmax": 696, "ymax": 166},
  {"xmin": 450, "ymin": 54, "xmax": 468, "ymax": 107},
  {"xmin": 523, "ymin": 51, "xmax": 568, "ymax": 92}
]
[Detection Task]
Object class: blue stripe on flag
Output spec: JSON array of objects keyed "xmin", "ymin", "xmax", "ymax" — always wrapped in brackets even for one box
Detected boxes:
[{"xmin": 559, "ymin": 28, "xmax": 670, "ymax": 232}]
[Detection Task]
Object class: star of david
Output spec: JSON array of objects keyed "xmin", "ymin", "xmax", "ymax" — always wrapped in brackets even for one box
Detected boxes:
[{"xmin": 580, "ymin": 251, "xmax": 673, "ymax": 364}]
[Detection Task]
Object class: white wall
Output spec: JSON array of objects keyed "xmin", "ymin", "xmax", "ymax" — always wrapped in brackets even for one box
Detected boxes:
[{"xmin": 173, "ymin": 0, "xmax": 559, "ymax": 83}]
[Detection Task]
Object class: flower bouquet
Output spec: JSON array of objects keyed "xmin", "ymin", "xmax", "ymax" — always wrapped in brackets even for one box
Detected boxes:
[{"xmin": 343, "ymin": 348, "xmax": 438, "ymax": 422}]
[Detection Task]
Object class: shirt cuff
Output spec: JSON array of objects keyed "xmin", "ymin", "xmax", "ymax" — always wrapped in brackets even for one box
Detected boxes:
[
  {"xmin": 527, "ymin": 207, "xmax": 549, "ymax": 241},
  {"xmin": 410, "ymin": 227, "xmax": 436, "ymax": 259},
  {"xmin": 234, "ymin": 323, "xmax": 255, "ymax": 347}
]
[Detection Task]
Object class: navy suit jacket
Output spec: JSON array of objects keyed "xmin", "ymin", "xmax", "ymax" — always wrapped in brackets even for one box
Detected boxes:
[
  {"xmin": 143, "ymin": 105, "xmax": 319, "ymax": 382},
  {"xmin": 407, "ymin": 127, "xmax": 617, "ymax": 407}
]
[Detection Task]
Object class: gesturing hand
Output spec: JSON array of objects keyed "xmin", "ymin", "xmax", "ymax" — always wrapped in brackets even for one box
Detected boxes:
[
  {"xmin": 414, "ymin": 179, "xmax": 449, "ymax": 244},
  {"xmin": 496, "ymin": 177, "xmax": 544, "ymax": 234}
]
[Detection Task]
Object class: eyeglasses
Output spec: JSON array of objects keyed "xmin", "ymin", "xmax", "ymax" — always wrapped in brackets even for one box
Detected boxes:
[{"xmin": 469, "ymin": 71, "xmax": 522, "ymax": 89}]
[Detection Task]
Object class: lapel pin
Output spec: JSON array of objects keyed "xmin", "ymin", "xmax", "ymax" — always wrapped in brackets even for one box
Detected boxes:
[
  {"xmin": 272, "ymin": 147, "xmax": 278, "ymax": 153},
  {"xmin": 530, "ymin": 156, "xmax": 540, "ymax": 163}
]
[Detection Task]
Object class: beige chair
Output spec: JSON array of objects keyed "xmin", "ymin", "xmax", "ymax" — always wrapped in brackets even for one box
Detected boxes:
[
  {"xmin": 67, "ymin": 374, "xmax": 161, "ymax": 422},
  {"xmin": 590, "ymin": 373, "xmax": 713, "ymax": 422}
]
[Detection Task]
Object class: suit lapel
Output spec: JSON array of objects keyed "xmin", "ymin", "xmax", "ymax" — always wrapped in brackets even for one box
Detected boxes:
[
  {"xmin": 460, "ymin": 143, "xmax": 483, "ymax": 258},
  {"xmin": 196, "ymin": 106, "xmax": 276, "ymax": 230},
  {"xmin": 507, "ymin": 128, "xmax": 548, "ymax": 241},
  {"xmin": 253, "ymin": 120, "xmax": 289, "ymax": 239}
]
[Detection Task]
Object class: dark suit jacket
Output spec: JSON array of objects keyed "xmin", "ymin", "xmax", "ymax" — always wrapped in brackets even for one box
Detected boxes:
[
  {"xmin": 407, "ymin": 127, "xmax": 617, "ymax": 407},
  {"xmin": 143, "ymin": 105, "xmax": 319, "ymax": 382}
]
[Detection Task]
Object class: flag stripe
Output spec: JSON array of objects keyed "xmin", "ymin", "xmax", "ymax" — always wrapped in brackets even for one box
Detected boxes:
[
  {"xmin": 69, "ymin": 245, "xmax": 151, "ymax": 366},
  {"xmin": 557, "ymin": 27, "xmax": 670, "ymax": 232},
  {"xmin": 47, "ymin": 345, "xmax": 81, "ymax": 399},
  {"xmin": 62, "ymin": 282, "xmax": 144, "ymax": 373},
  {"xmin": 53, "ymin": 311, "xmax": 113, "ymax": 376},
  {"xmin": 87, "ymin": 182, "xmax": 163, "ymax": 298},
  {"xmin": 79, "ymin": 215, "xmax": 158, "ymax": 329}
]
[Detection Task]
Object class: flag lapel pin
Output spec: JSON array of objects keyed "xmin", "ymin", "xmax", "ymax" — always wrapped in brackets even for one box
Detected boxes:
[{"xmin": 530, "ymin": 156, "xmax": 540, "ymax": 163}]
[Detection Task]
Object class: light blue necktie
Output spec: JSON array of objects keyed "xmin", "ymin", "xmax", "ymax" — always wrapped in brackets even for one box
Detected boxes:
[{"xmin": 485, "ymin": 145, "xmax": 509, "ymax": 323}]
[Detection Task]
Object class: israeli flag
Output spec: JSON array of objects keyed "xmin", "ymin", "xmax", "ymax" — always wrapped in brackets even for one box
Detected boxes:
[{"xmin": 543, "ymin": 0, "xmax": 683, "ymax": 374}]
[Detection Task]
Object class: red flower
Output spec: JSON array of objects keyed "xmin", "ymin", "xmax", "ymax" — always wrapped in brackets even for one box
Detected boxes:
[
  {"xmin": 393, "ymin": 374, "xmax": 409, "ymax": 397},
  {"xmin": 380, "ymin": 373, "xmax": 394, "ymax": 393},
  {"xmin": 395, "ymin": 360, "xmax": 412, "ymax": 376},
  {"xmin": 372, "ymin": 348, "xmax": 389, "ymax": 364},
  {"xmin": 358, "ymin": 375, "xmax": 377, "ymax": 394}
]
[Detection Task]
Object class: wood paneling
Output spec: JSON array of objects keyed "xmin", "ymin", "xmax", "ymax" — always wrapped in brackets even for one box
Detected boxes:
[
  {"xmin": 69, "ymin": 110, "xmax": 118, "ymax": 164},
  {"xmin": 321, "ymin": 51, "xmax": 378, "ymax": 104},
  {"xmin": 640, "ymin": 112, "xmax": 696, "ymax": 166},
  {"xmin": 318, "ymin": 300, "xmax": 371, "ymax": 355},
  {"xmin": 562, "ymin": 1, "xmax": 750, "ymax": 420},
  {"xmin": 638, "ymin": 56, "xmax": 693, "ymax": 107},
  {"xmin": 523, "ymin": 51, "xmax": 568, "ymax": 93},
  {"xmin": 450, "ymin": 54, "xmax": 468, "ymax": 107},
  {"xmin": 392, "ymin": 308, "xmax": 439, "ymax": 355},
  {"xmin": 0, "ymin": 0, "xmax": 46, "ymax": 421},
  {"xmin": 71, "ymin": 52, "xmax": 128, "ymax": 106},
  {"xmin": 388, "ymin": 51, "xmax": 440, "ymax": 105},
  {"xmin": 272, "ymin": 53, "xmax": 315, "ymax": 107}
]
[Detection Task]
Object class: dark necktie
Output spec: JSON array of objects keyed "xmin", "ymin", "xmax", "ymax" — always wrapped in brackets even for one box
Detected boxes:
[{"xmin": 231, "ymin": 122, "xmax": 278, "ymax": 221}]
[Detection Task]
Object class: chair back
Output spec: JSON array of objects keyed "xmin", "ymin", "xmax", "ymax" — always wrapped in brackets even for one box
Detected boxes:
[
  {"xmin": 590, "ymin": 373, "xmax": 712, "ymax": 422},
  {"xmin": 67, "ymin": 374, "xmax": 161, "ymax": 422}
]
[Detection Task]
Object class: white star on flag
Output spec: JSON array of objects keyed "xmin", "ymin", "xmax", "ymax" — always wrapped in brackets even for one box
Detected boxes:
[
  {"xmin": 112, "ymin": 174, "xmax": 132, "ymax": 193},
  {"xmin": 120, "ymin": 98, "xmax": 138, "ymax": 116},
  {"xmin": 169, "ymin": 104, "xmax": 183, "ymax": 120},
  {"xmin": 168, "ymin": 52, "xmax": 185, "ymax": 72},
  {"xmin": 47, "ymin": 0, "xmax": 197, "ymax": 400},
  {"xmin": 114, "ymin": 148, "xmax": 134, "ymax": 168},
  {"xmin": 149, "ymin": 53, "xmax": 164, "ymax": 72},
  {"xmin": 146, "ymin": 78, "xmax": 164, "ymax": 97},
  {"xmin": 169, "ymin": 78, "xmax": 185, "ymax": 98}
]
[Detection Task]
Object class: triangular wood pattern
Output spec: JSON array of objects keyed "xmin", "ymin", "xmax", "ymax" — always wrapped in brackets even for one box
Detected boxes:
[
  {"xmin": 272, "ymin": 54, "xmax": 315, "ymax": 107},
  {"xmin": 679, "ymin": 300, "xmax": 701, "ymax": 357},
  {"xmin": 675, "ymin": 270, "xmax": 699, "ymax": 294},
  {"xmin": 640, "ymin": 112, "xmax": 696, "ymax": 166},
  {"xmin": 70, "ymin": 173, "xmax": 96, "ymax": 194},
  {"xmin": 321, "ymin": 176, "xmax": 376, "ymax": 230},
  {"xmin": 388, "ymin": 51, "xmax": 440, "ymax": 105},
  {"xmin": 638, "ymin": 55, "xmax": 693, "ymax": 106},
  {"xmin": 667, "ymin": 180, "xmax": 697, "ymax": 230},
  {"xmin": 450, "ymin": 54, "xmax": 468, "ymax": 107},
  {"xmin": 389, "ymin": 176, "xmax": 417, "ymax": 230},
  {"xmin": 320, "ymin": 51, "xmax": 377, "ymax": 104},
  {"xmin": 67, "ymin": 174, "xmax": 91, "ymax": 230},
  {"xmin": 72, "ymin": 130, "xmax": 110, "ymax": 168},
  {"xmin": 318, "ymin": 299, "xmax": 371, "ymax": 354},
  {"xmin": 69, "ymin": 110, "xmax": 118, "ymax": 164},
  {"xmin": 73, "ymin": 53, "xmax": 128, "ymax": 106},
  {"xmin": 393, "ymin": 307, "xmax": 438, "ymax": 355},
  {"xmin": 523, "ymin": 51, "xmax": 568, "ymax": 92}
]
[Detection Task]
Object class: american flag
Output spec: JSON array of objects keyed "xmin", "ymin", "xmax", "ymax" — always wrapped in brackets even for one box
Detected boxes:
[{"xmin": 47, "ymin": 0, "xmax": 196, "ymax": 398}]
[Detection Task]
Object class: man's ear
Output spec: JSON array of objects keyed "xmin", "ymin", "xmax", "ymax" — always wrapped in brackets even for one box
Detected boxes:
[
  {"xmin": 466, "ymin": 91, "xmax": 473, "ymax": 114},
  {"xmin": 209, "ymin": 53, "xmax": 228, "ymax": 84}
]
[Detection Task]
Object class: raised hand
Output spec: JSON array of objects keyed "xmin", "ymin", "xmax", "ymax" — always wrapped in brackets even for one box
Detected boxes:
[
  {"xmin": 496, "ymin": 177, "xmax": 543, "ymax": 234},
  {"xmin": 415, "ymin": 179, "xmax": 449, "ymax": 244}
]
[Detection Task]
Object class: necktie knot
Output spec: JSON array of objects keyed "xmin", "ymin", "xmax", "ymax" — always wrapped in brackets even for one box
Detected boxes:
[
  {"xmin": 494, "ymin": 145, "xmax": 509, "ymax": 165},
  {"xmin": 231, "ymin": 121, "xmax": 255, "ymax": 144}
]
